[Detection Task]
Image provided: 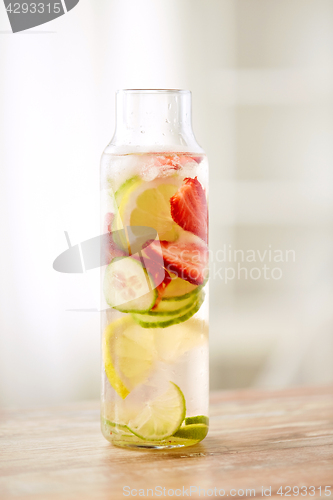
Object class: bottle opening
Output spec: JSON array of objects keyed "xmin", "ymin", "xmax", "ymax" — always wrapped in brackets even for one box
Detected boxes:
[
  {"xmin": 118, "ymin": 89, "xmax": 191, "ymax": 95},
  {"xmin": 110, "ymin": 89, "xmax": 202, "ymax": 153}
]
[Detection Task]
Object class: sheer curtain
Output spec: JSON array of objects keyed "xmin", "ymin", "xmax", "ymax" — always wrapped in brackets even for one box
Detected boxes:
[
  {"xmin": 0, "ymin": 0, "xmax": 199, "ymax": 406},
  {"xmin": 1, "ymin": 0, "xmax": 333, "ymax": 407}
]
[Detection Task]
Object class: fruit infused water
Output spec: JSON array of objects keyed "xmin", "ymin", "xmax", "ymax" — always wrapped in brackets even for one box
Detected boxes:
[{"xmin": 100, "ymin": 91, "xmax": 209, "ymax": 449}]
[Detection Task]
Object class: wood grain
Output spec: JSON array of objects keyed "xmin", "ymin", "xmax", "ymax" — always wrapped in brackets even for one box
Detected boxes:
[{"xmin": 0, "ymin": 386, "xmax": 332, "ymax": 500}]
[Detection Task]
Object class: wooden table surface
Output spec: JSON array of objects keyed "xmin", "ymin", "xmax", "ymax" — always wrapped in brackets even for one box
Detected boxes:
[{"xmin": 0, "ymin": 386, "xmax": 332, "ymax": 500}]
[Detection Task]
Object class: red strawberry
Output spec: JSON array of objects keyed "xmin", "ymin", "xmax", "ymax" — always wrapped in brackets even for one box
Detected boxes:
[
  {"xmin": 133, "ymin": 251, "xmax": 171, "ymax": 308},
  {"xmin": 170, "ymin": 177, "xmax": 208, "ymax": 243},
  {"xmin": 153, "ymin": 272, "xmax": 172, "ymax": 308},
  {"xmin": 144, "ymin": 240, "xmax": 208, "ymax": 286},
  {"xmin": 191, "ymin": 156, "xmax": 203, "ymax": 164}
]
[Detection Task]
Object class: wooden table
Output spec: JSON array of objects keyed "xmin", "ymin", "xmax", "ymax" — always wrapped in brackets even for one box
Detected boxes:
[{"xmin": 0, "ymin": 386, "xmax": 332, "ymax": 500}]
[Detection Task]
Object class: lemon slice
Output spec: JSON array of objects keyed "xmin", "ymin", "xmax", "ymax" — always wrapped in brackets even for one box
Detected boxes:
[
  {"xmin": 103, "ymin": 317, "xmax": 155, "ymax": 399},
  {"xmin": 114, "ymin": 179, "xmax": 180, "ymax": 242},
  {"xmin": 127, "ymin": 382, "xmax": 186, "ymax": 440},
  {"xmin": 154, "ymin": 318, "xmax": 208, "ymax": 363},
  {"xmin": 162, "ymin": 278, "xmax": 200, "ymax": 300}
]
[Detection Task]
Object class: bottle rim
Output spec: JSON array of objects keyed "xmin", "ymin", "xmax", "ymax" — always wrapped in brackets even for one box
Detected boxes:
[{"xmin": 117, "ymin": 89, "xmax": 190, "ymax": 95}]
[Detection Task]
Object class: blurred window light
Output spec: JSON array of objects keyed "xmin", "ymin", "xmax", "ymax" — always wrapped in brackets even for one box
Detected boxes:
[{"xmin": 211, "ymin": 68, "xmax": 333, "ymax": 106}]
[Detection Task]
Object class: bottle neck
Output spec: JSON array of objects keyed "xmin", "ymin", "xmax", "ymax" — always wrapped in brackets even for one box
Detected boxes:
[{"xmin": 110, "ymin": 90, "xmax": 202, "ymax": 153}]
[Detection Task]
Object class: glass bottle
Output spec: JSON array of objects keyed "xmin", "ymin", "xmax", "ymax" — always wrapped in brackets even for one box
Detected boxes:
[{"xmin": 100, "ymin": 89, "xmax": 209, "ymax": 449}]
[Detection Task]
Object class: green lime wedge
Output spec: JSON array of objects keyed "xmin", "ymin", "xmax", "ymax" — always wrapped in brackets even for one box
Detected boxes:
[
  {"xmin": 173, "ymin": 423, "xmax": 208, "ymax": 441},
  {"xmin": 185, "ymin": 415, "xmax": 209, "ymax": 426}
]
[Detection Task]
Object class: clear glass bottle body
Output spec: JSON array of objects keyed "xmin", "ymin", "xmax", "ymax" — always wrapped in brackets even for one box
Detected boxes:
[{"xmin": 100, "ymin": 90, "xmax": 209, "ymax": 449}]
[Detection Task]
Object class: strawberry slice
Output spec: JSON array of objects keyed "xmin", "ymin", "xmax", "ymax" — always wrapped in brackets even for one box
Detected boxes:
[
  {"xmin": 191, "ymin": 156, "xmax": 203, "ymax": 164},
  {"xmin": 144, "ymin": 240, "xmax": 208, "ymax": 286},
  {"xmin": 153, "ymin": 271, "xmax": 172, "ymax": 308},
  {"xmin": 132, "ymin": 250, "xmax": 172, "ymax": 308},
  {"xmin": 170, "ymin": 177, "xmax": 208, "ymax": 242}
]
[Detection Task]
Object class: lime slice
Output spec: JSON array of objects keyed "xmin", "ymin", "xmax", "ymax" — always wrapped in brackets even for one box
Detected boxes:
[
  {"xmin": 101, "ymin": 401, "xmax": 138, "ymax": 436},
  {"xmin": 127, "ymin": 382, "xmax": 186, "ymax": 440},
  {"xmin": 102, "ymin": 418, "xmax": 133, "ymax": 436},
  {"xmin": 154, "ymin": 318, "xmax": 208, "ymax": 363},
  {"xmin": 114, "ymin": 179, "xmax": 180, "ymax": 242},
  {"xmin": 173, "ymin": 423, "xmax": 208, "ymax": 441},
  {"xmin": 115, "ymin": 176, "xmax": 141, "ymax": 206},
  {"xmin": 102, "ymin": 400, "xmax": 139, "ymax": 426},
  {"xmin": 103, "ymin": 317, "xmax": 155, "ymax": 399}
]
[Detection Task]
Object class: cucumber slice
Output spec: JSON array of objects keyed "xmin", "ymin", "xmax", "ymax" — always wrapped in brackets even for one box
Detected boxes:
[
  {"xmin": 146, "ymin": 294, "xmax": 195, "ymax": 316},
  {"xmin": 132, "ymin": 292, "xmax": 204, "ymax": 329},
  {"xmin": 103, "ymin": 257, "xmax": 157, "ymax": 313}
]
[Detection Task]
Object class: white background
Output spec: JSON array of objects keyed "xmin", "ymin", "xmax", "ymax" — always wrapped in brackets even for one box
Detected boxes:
[{"xmin": 1, "ymin": 0, "xmax": 333, "ymax": 407}]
